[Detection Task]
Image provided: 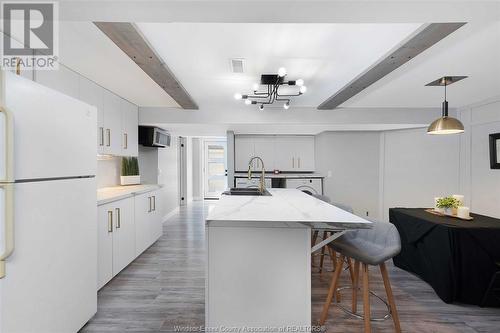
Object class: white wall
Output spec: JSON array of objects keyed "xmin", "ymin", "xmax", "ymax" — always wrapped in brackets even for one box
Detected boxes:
[
  {"xmin": 158, "ymin": 138, "xmax": 180, "ymax": 217},
  {"xmin": 380, "ymin": 128, "xmax": 460, "ymax": 221},
  {"xmin": 315, "ymin": 132, "xmax": 381, "ymax": 218},
  {"xmin": 96, "ymin": 156, "xmax": 121, "ymax": 188},
  {"xmin": 459, "ymin": 98, "xmax": 500, "ymax": 218},
  {"xmin": 192, "ymin": 138, "xmax": 203, "ymax": 200},
  {"xmin": 138, "ymin": 146, "xmax": 159, "ymax": 184}
]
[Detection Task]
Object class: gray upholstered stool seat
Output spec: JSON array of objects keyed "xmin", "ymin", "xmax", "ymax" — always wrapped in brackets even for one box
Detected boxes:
[
  {"xmin": 319, "ymin": 220, "xmax": 403, "ymax": 333},
  {"xmin": 328, "ymin": 221, "xmax": 401, "ymax": 266}
]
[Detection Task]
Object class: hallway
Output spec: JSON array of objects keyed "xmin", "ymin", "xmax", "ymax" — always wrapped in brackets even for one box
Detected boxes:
[{"xmin": 81, "ymin": 202, "xmax": 500, "ymax": 332}]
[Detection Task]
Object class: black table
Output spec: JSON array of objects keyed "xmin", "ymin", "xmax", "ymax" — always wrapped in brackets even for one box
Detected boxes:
[{"xmin": 389, "ymin": 208, "xmax": 500, "ymax": 306}]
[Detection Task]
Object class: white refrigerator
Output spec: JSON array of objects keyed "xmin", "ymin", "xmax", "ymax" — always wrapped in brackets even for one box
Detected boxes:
[{"xmin": 0, "ymin": 71, "xmax": 97, "ymax": 332}]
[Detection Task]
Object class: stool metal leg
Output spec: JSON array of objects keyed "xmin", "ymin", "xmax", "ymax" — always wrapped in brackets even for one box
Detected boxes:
[
  {"xmin": 352, "ymin": 260, "xmax": 360, "ymax": 314},
  {"xmin": 362, "ymin": 263, "xmax": 371, "ymax": 333},
  {"xmin": 380, "ymin": 263, "xmax": 401, "ymax": 333},
  {"xmin": 319, "ymin": 254, "xmax": 345, "ymax": 325}
]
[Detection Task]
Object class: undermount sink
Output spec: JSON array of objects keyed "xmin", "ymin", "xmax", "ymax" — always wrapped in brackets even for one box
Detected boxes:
[{"xmin": 223, "ymin": 188, "xmax": 272, "ymax": 196}]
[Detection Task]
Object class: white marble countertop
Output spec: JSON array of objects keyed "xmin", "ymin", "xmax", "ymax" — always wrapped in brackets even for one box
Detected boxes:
[
  {"xmin": 97, "ymin": 184, "xmax": 163, "ymax": 206},
  {"xmin": 234, "ymin": 173, "xmax": 324, "ymax": 179},
  {"xmin": 206, "ymin": 189, "xmax": 372, "ymax": 229}
]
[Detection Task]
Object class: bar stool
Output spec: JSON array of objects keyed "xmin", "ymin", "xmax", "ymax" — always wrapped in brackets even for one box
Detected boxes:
[
  {"xmin": 319, "ymin": 220, "xmax": 402, "ymax": 333},
  {"xmin": 310, "ymin": 195, "xmax": 354, "ymax": 275}
]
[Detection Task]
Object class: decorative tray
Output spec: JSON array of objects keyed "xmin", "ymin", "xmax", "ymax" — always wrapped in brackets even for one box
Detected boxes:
[{"xmin": 425, "ymin": 208, "xmax": 474, "ymax": 221}]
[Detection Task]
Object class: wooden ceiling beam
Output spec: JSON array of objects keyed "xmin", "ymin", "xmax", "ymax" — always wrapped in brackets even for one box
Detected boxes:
[{"xmin": 94, "ymin": 22, "xmax": 198, "ymax": 109}]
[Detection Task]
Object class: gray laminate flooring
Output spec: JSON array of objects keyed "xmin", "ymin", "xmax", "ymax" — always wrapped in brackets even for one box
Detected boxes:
[{"xmin": 80, "ymin": 201, "xmax": 500, "ymax": 333}]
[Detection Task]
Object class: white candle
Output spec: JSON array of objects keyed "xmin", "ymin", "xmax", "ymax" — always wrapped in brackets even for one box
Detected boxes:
[
  {"xmin": 452, "ymin": 194, "xmax": 464, "ymax": 206},
  {"xmin": 457, "ymin": 206, "xmax": 470, "ymax": 219}
]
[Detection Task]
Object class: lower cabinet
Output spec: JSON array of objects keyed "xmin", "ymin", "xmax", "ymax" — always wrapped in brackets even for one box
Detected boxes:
[
  {"xmin": 97, "ymin": 197, "xmax": 135, "ymax": 289},
  {"xmin": 98, "ymin": 189, "xmax": 164, "ymax": 290},
  {"xmin": 135, "ymin": 189, "xmax": 163, "ymax": 257}
]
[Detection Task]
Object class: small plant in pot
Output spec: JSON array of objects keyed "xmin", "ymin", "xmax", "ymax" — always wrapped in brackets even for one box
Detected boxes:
[
  {"xmin": 121, "ymin": 157, "xmax": 141, "ymax": 186},
  {"xmin": 436, "ymin": 197, "xmax": 460, "ymax": 215}
]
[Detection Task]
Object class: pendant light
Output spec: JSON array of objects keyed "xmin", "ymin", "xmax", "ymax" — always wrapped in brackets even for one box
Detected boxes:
[{"xmin": 427, "ymin": 76, "xmax": 466, "ymax": 135}]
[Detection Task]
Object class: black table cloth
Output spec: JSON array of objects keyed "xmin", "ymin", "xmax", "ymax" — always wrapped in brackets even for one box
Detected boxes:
[{"xmin": 389, "ymin": 208, "xmax": 500, "ymax": 306}]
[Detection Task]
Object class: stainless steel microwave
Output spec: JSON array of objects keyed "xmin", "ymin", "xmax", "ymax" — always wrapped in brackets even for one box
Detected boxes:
[{"xmin": 138, "ymin": 126, "xmax": 170, "ymax": 147}]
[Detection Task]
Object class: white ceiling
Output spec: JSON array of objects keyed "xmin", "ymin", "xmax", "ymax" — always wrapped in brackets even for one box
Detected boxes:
[
  {"xmin": 58, "ymin": 21, "xmax": 179, "ymax": 107},
  {"xmin": 136, "ymin": 22, "xmax": 421, "ymax": 109},
  {"xmin": 343, "ymin": 20, "xmax": 500, "ymax": 108}
]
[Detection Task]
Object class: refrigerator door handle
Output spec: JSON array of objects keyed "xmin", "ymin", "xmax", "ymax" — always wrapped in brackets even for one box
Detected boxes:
[
  {"xmin": 0, "ymin": 106, "xmax": 14, "ymax": 182},
  {"xmin": 0, "ymin": 183, "xmax": 15, "ymax": 279}
]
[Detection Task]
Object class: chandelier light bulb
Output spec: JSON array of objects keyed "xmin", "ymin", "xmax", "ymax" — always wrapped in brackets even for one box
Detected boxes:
[
  {"xmin": 296, "ymin": 79, "xmax": 304, "ymax": 87},
  {"xmin": 299, "ymin": 86, "xmax": 307, "ymax": 94},
  {"xmin": 278, "ymin": 67, "xmax": 287, "ymax": 77},
  {"xmin": 245, "ymin": 99, "xmax": 252, "ymax": 105},
  {"xmin": 234, "ymin": 93, "xmax": 243, "ymax": 100},
  {"xmin": 283, "ymin": 102, "xmax": 290, "ymax": 110},
  {"xmin": 252, "ymin": 83, "xmax": 259, "ymax": 91}
]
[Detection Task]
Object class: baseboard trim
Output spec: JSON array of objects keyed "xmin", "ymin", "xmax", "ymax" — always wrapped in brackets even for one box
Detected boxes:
[{"xmin": 163, "ymin": 207, "xmax": 179, "ymax": 223}]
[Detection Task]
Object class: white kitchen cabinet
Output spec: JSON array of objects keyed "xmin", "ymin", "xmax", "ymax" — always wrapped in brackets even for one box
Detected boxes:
[
  {"xmin": 97, "ymin": 202, "xmax": 114, "ymax": 289},
  {"xmin": 134, "ymin": 190, "xmax": 163, "ymax": 256},
  {"xmin": 150, "ymin": 189, "xmax": 164, "ymax": 241},
  {"xmin": 235, "ymin": 135, "xmax": 315, "ymax": 173},
  {"xmin": 102, "ymin": 90, "xmax": 122, "ymax": 155},
  {"xmin": 112, "ymin": 197, "xmax": 136, "ymax": 274},
  {"xmin": 235, "ymin": 136, "xmax": 256, "ymax": 172},
  {"xmin": 121, "ymin": 99, "xmax": 139, "ymax": 157},
  {"xmin": 274, "ymin": 136, "xmax": 297, "ymax": 171},
  {"xmin": 293, "ymin": 136, "xmax": 315, "ymax": 172},
  {"xmin": 253, "ymin": 136, "xmax": 276, "ymax": 171},
  {"xmin": 79, "ymin": 77, "xmax": 105, "ymax": 153},
  {"xmin": 97, "ymin": 197, "xmax": 135, "ymax": 289},
  {"xmin": 134, "ymin": 192, "xmax": 152, "ymax": 256}
]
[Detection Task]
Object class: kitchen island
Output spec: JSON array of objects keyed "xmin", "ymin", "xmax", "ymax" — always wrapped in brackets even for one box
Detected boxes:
[{"xmin": 205, "ymin": 189, "xmax": 371, "ymax": 330}]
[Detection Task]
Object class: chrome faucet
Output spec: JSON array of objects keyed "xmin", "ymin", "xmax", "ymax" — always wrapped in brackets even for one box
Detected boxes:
[{"xmin": 247, "ymin": 156, "xmax": 266, "ymax": 193}]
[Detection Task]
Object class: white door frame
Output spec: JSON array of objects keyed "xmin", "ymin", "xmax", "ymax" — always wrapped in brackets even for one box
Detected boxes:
[
  {"xmin": 178, "ymin": 136, "xmax": 187, "ymax": 206},
  {"xmin": 203, "ymin": 139, "xmax": 227, "ymax": 199}
]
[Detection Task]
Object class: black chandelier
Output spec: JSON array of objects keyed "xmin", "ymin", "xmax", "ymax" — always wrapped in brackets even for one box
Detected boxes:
[{"xmin": 234, "ymin": 67, "xmax": 306, "ymax": 110}]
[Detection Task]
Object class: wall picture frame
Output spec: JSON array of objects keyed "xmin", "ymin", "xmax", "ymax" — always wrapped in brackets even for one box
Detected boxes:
[{"xmin": 490, "ymin": 133, "xmax": 500, "ymax": 169}]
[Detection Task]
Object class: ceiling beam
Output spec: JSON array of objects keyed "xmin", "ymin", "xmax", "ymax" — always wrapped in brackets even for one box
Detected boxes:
[
  {"xmin": 317, "ymin": 22, "xmax": 466, "ymax": 110},
  {"xmin": 94, "ymin": 22, "xmax": 198, "ymax": 109}
]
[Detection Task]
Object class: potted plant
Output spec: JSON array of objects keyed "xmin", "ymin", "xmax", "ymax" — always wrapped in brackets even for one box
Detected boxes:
[
  {"xmin": 120, "ymin": 157, "xmax": 141, "ymax": 185},
  {"xmin": 436, "ymin": 196, "xmax": 460, "ymax": 215}
]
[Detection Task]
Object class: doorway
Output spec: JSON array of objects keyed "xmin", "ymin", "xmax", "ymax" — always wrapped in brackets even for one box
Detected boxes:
[{"xmin": 203, "ymin": 140, "xmax": 227, "ymax": 199}]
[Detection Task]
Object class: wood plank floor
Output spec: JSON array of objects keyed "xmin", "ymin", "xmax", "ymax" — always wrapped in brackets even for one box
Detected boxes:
[{"xmin": 80, "ymin": 201, "xmax": 500, "ymax": 333}]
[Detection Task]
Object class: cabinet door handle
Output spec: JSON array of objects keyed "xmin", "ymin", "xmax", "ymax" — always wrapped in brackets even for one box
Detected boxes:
[
  {"xmin": 115, "ymin": 208, "xmax": 121, "ymax": 229},
  {"xmin": 292, "ymin": 157, "xmax": 295, "ymax": 169},
  {"xmin": 298, "ymin": 157, "xmax": 301, "ymax": 168},
  {"xmin": 106, "ymin": 129, "xmax": 111, "ymax": 147},
  {"xmin": 152, "ymin": 196, "xmax": 156, "ymax": 211},
  {"xmin": 99, "ymin": 127, "xmax": 104, "ymax": 146},
  {"xmin": 107, "ymin": 211, "xmax": 113, "ymax": 233},
  {"xmin": 123, "ymin": 133, "xmax": 128, "ymax": 149},
  {"xmin": 148, "ymin": 196, "xmax": 152, "ymax": 213}
]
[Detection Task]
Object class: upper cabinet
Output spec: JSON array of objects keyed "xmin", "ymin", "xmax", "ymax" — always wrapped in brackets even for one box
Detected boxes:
[
  {"xmin": 235, "ymin": 135, "xmax": 315, "ymax": 172},
  {"xmin": 36, "ymin": 64, "xmax": 139, "ymax": 157},
  {"xmin": 79, "ymin": 77, "xmax": 104, "ymax": 152},
  {"xmin": 121, "ymin": 99, "xmax": 139, "ymax": 157},
  {"xmin": 102, "ymin": 90, "xmax": 123, "ymax": 155}
]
